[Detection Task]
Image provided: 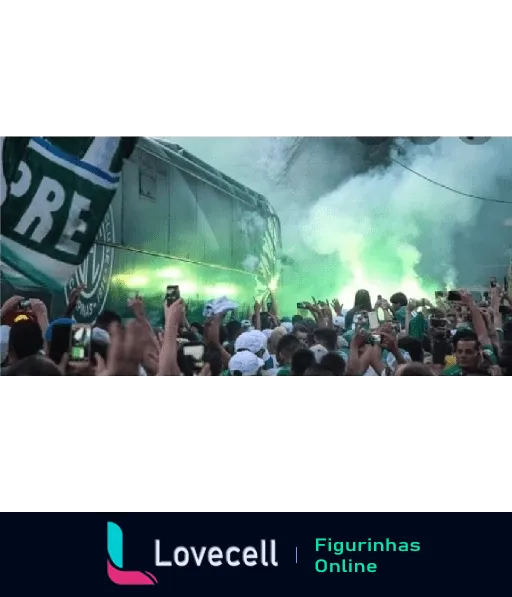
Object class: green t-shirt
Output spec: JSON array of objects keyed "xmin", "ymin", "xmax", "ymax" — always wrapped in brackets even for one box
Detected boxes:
[
  {"xmin": 342, "ymin": 330, "xmax": 354, "ymax": 344},
  {"xmin": 408, "ymin": 311, "xmax": 427, "ymax": 339},
  {"xmin": 394, "ymin": 306, "xmax": 407, "ymax": 326},
  {"xmin": 262, "ymin": 356, "xmax": 276, "ymax": 373},
  {"xmin": 441, "ymin": 344, "xmax": 497, "ymax": 375},
  {"xmin": 441, "ymin": 364, "xmax": 464, "ymax": 376},
  {"xmin": 276, "ymin": 365, "xmax": 291, "ymax": 376}
]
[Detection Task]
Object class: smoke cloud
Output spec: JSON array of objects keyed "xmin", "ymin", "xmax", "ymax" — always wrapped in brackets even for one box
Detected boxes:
[{"xmin": 169, "ymin": 137, "xmax": 512, "ymax": 313}]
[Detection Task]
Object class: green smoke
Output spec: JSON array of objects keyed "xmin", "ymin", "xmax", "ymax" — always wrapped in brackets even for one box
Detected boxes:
[
  {"xmin": 297, "ymin": 137, "xmax": 511, "ymax": 311},
  {"xmin": 168, "ymin": 137, "xmax": 512, "ymax": 316}
]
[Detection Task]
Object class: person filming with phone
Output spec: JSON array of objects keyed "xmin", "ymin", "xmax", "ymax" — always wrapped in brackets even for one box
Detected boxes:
[
  {"xmin": 2, "ymin": 268, "xmax": 510, "ymax": 376},
  {"xmin": 441, "ymin": 290, "xmax": 499, "ymax": 376}
]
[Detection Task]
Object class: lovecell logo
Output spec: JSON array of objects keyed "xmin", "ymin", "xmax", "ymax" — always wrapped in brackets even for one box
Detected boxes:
[
  {"xmin": 107, "ymin": 522, "xmax": 158, "ymax": 586},
  {"xmin": 107, "ymin": 521, "xmax": 278, "ymax": 585}
]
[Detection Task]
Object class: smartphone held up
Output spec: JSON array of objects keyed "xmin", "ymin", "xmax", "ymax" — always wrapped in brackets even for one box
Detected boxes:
[
  {"xmin": 368, "ymin": 311, "xmax": 379, "ymax": 330},
  {"xmin": 70, "ymin": 324, "xmax": 92, "ymax": 362},
  {"xmin": 182, "ymin": 342, "xmax": 205, "ymax": 371},
  {"xmin": 447, "ymin": 290, "xmax": 462, "ymax": 302},
  {"xmin": 48, "ymin": 323, "xmax": 91, "ymax": 364},
  {"xmin": 166, "ymin": 285, "xmax": 180, "ymax": 306}
]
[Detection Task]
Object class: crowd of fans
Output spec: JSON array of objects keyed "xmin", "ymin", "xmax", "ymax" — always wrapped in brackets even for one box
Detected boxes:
[{"xmin": 1, "ymin": 282, "xmax": 511, "ymax": 376}]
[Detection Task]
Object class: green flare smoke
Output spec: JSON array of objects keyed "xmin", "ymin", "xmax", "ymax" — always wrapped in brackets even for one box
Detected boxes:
[{"xmin": 170, "ymin": 137, "xmax": 512, "ymax": 316}]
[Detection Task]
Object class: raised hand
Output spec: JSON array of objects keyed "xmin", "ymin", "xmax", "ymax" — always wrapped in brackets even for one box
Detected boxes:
[
  {"xmin": 321, "ymin": 302, "xmax": 332, "ymax": 318},
  {"xmin": 164, "ymin": 298, "xmax": 186, "ymax": 327},
  {"xmin": 351, "ymin": 329, "xmax": 368, "ymax": 350},
  {"xmin": 65, "ymin": 284, "xmax": 86, "ymax": 317},
  {"xmin": 95, "ymin": 320, "xmax": 144, "ymax": 376},
  {"xmin": 128, "ymin": 293, "xmax": 145, "ymax": 318},
  {"xmin": 380, "ymin": 331, "xmax": 398, "ymax": 353},
  {"xmin": 331, "ymin": 298, "xmax": 343, "ymax": 314},
  {"xmin": 0, "ymin": 295, "xmax": 24, "ymax": 316},
  {"xmin": 69, "ymin": 284, "xmax": 86, "ymax": 303},
  {"xmin": 459, "ymin": 289, "xmax": 474, "ymax": 306},
  {"xmin": 29, "ymin": 298, "xmax": 48, "ymax": 319}
]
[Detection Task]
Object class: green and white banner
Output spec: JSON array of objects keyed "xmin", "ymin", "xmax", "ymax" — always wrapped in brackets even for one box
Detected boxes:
[{"xmin": 1, "ymin": 137, "xmax": 136, "ymax": 290}]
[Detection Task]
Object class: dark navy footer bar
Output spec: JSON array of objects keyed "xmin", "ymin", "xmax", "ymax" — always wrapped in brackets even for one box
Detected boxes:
[{"xmin": 0, "ymin": 513, "xmax": 509, "ymax": 596}]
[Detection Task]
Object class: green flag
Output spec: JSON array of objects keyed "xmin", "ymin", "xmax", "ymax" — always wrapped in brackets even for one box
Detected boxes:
[{"xmin": 1, "ymin": 136, "xmax": 137, "ymax": 290}]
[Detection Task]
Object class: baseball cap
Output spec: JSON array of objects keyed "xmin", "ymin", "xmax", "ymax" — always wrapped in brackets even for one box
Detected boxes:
[
  {"xmin": 281, "ymin": 321, "xmax": 293, "ymax": 333},
  {"xmin": 310, "ymin": 343, "xmax": 329, "ymax": 363},
  {"xmin": 235, "ymin": 330, "xmax": 270, "ymax": 361},
  {"xmin": 228, "ymin": 351, "xmax": 264, "ymax": 376},
  {"xmin": 45, "ymin": 318, "xmax": 75, "ymax": 342},
  {"xmin": 333, "ymin": 315, "xmax": 345, "ymax": 329},
  {"xmin": 92, "ymin": 327, "xmax": 110, "ymax": 344}
]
